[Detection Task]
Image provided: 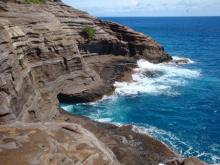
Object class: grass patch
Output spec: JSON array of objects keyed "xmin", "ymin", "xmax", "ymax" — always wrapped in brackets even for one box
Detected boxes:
[
  {"xmin": 24, "ymin": 0, "xmax": 45, "ymax": 4},
  {"xmin": 82, "ymin": 25, "xmax": 96, "ymax": 42}
]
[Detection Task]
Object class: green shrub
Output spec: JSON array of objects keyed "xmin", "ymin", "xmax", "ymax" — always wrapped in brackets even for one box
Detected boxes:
[
  {"xmin": 24, "ymin": 0, "xmax": 45, "ymax": 4},
  {"xmin": 82, "ymin": 25, "xmax": 96, "ymax": 42}
]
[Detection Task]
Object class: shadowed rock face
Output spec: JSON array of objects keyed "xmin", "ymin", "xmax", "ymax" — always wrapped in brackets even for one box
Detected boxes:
[{"xmin": 0, "ymin": 1, "xmax": 206, "ymax": 165}]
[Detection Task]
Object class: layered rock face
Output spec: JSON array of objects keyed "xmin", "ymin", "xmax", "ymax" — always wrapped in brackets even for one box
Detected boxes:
[
  {"xmin": 0, "ymin": 0, "xmax": 206, "ymax": 165},
  {"xmin": 0, "ymin": 0, "xmax": 171, "ymax": 123}
]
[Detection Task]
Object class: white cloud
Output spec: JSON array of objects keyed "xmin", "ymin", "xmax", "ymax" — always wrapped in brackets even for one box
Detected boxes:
[{"xmin": 130, "ymin": 0, "xmax": 139, "ymax": 6}]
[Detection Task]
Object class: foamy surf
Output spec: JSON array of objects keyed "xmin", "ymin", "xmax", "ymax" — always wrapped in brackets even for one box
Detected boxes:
[
  {"xmin": 114, "ymin": 59, "xmax": 200, "ymax": 96},
  {"xmin": 61, "ymin": 104, "xmax": 74, "ymax": 113},
  {"xmin": 130, "ymin": 124, "xmax": 220, "ymax": 165},
  {"xmin": 172, "ymin": 56, "xmax": 195, "ymax": 64},
  {"xmin": 96, "ymin": 118, "xmax": 112, "ymax": 123}
]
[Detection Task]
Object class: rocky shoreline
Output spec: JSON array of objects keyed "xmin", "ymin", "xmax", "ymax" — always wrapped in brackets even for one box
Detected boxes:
[{"xmin": 0, "ymin": 0, "xmax": 207, "ymax": 164}]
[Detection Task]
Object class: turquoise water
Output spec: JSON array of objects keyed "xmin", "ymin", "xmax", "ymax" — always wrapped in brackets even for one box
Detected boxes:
[{"xmin": 61, "ymin": 17, "xmax": 220, "ymax": 164}]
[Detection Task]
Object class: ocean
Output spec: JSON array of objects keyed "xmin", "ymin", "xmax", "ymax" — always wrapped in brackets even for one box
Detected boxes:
[{"xmin": 61, "ymin": 17, "xmax": 220, "ymax": 164}]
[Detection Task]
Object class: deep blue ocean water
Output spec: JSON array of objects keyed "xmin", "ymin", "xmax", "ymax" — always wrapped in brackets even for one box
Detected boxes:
[{"xmin": 61, "ymin": 17, "xmax": 220, "ymax": 164}]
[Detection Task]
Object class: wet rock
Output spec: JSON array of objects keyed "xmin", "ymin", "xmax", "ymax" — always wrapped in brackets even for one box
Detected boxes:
[
  {"xmin": 172, "ymin": 58, "xmax": 191, "ymax": 64},
  {"xmin": 143, "ymin": 70, "xmax": 165, "ymax": 78},
  {"xmin": 165, "ymin": 157, "xmax": 208, "ymax": 165}
]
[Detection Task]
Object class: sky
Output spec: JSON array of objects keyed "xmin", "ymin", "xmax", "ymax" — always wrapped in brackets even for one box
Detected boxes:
[{"xmin": 62, "ymin": 0, "xmax": 220, "ymax": 17}]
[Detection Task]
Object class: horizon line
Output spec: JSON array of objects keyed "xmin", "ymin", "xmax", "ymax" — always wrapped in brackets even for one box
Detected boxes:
[{"xmin": 98, "ymin": 16, "xmax": 220, "ymax": 18}]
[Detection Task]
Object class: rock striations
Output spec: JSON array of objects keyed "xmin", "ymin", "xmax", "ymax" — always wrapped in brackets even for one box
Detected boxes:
[
  {"xmin": 0, "ymin": 0, "xmax": 171, "ymax": 123},
  {"xmin": 0, "ymin": 0, "xmax": 206, "ymax": 164}
]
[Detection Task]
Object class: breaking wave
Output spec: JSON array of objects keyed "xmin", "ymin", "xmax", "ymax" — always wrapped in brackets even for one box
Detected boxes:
[
  {"xmin": 61, "ymin": 58, "xmax": 220, "ymax": 164},
  {"xmin": 114, "ymin": 59, "xmax": 200, "ymax": 96},
  {"xmin": 172, "ymin": 56, "xmax": 195, "ymax": 64}
]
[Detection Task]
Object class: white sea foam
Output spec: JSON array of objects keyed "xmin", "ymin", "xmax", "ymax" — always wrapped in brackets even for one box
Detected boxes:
[
  {"xmin": 172, "ymin": 56, "xmax": 195, "ymax": 64},
  {"xmin": 81, "ymin": 94, "xmax": 119, "ymax": 106},
  {"xmin": 131, "ymin": 124, "xmax": 188, "ymax": 152},
  {"xmin": 96, "ymin": 118, "xmax": 112, "ymax": 123},
  {"xmin": 62, "ymin": 58, "xmax": 220, "ymax": 164},
  {"xmin": 114, "ymin": 59, "xmax": 200, "ymax": 96},
  {"xmin": 131, "ymin": 124, "xmax": 220, "ymax": 165},
  {"xmin": 61, "ymin": 104, "xmax": 74, "ymax": 112},
  {"xmin": 93, "ymin": 121, "xmax": 219, "ymax": 165}
]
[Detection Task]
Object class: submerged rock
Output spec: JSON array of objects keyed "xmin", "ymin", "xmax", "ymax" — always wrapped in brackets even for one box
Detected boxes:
[
  {"xmin": 172, "ymin": 57, "xmax": 193, "ymax": 64},
  {"xmin": 143, "ymin": 70, "xmax": 165, "ymax": 78}
]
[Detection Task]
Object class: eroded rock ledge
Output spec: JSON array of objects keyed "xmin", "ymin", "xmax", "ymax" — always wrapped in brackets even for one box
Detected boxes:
[
  {"xmin": 0, "ymin": 0, "xmax": 207, "ymax": 164},
  {"xmin": 0, "ymin": 0, "xmax": 171, "ymax": 123}
]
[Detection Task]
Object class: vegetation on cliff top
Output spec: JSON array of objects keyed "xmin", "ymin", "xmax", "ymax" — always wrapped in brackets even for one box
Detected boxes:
[
  {"xmin": 82, "ymin": 25, "xmax": 96, "ymax": 42},
  {"xmin": 24, "ymin": 0, "xmax": 45, "ymax": 4}
]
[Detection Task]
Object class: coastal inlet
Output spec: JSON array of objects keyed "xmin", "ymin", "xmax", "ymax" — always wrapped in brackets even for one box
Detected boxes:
[{"xmin": 61, "ymin": 16, "xmax": 220, "ymax": 165}]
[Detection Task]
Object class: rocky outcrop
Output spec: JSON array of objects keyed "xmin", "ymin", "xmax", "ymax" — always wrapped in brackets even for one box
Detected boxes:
[
  {"xmin": 0, "ymin": 0, "xmax": 170, "ymax": 124},
  {"xmin": 95, "ymin": 20, "xmax": 171, "ymax": 62},
  {"xmin": 55, "ymin": 110, "xmax": 178, "ymax": 165},
  {"xmin": 0, "ymin": 122, "xmax": 120, "ymax": 165},
  {"xmin": 0, "ymin": 0, "xmax": 206, "ymax": 165}
]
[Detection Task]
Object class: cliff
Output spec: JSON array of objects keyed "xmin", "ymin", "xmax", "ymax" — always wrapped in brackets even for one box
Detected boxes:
[
  {"xmin": 0, "ymin": 0, "xmax": 171, "ymax": 123},
  {"xmin": 0, "ymin": 0, "xmax": 206, "ymax": 164}
]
